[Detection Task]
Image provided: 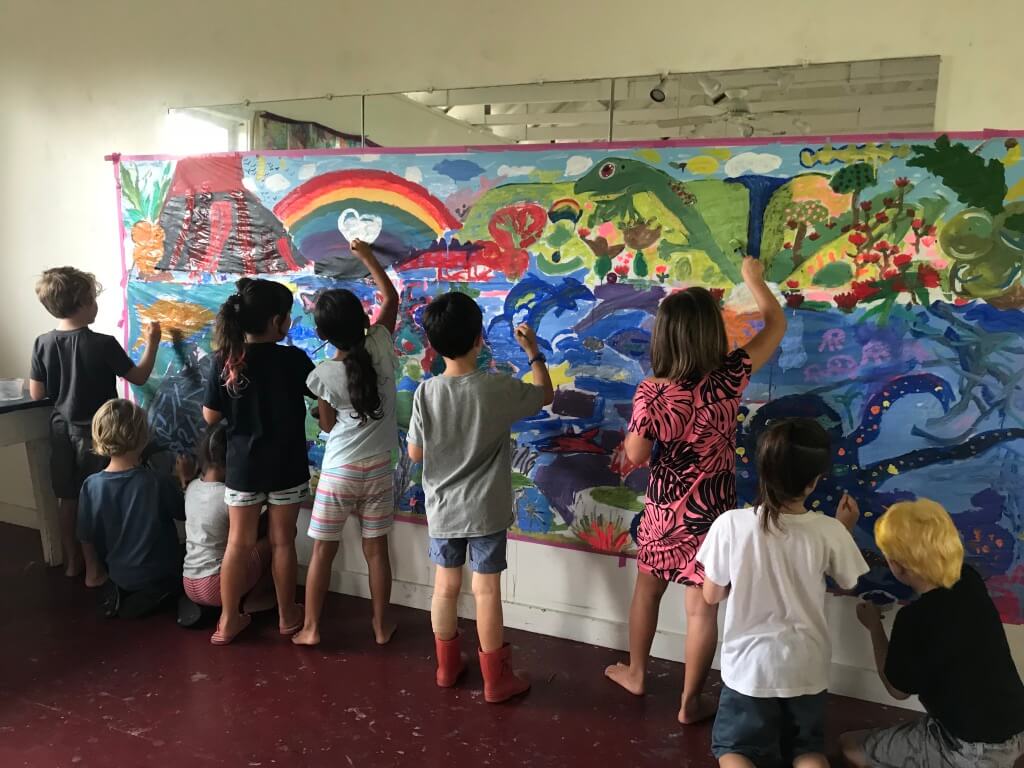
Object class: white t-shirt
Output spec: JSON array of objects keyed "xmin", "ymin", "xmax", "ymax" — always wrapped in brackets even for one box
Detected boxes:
[
  {"xmin": 307, "ymin": 325, "xmax": 399, "ymax": 469},
  {"xmin": 183, "ymin": 480, "xmax": 228, "ymax": 580},
  {"xmin": 697, "ymin": 506, "xmax": 869, "ymax": 698}
]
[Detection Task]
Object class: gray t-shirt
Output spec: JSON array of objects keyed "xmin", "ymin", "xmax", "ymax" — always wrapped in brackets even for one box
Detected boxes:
[
  {"xmin": 183, "ymin": 480, "xmax": 228, "ymax": 580},
  {"xmin": 407, "ymin": 370, "xmax": 545, "ymax": 538}
]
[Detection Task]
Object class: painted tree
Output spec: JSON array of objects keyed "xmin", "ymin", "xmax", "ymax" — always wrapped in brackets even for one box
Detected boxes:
[
  {"xmin": 829, "ymin": 162, "xmax": 876, "ymax": 226},
  {"xmin": 784, "ymin": 200, "xmax": 830, "ymax": 267},
  {"xmin": 633, "ymin": 251, "xmax": 649, "ymax": 277}
]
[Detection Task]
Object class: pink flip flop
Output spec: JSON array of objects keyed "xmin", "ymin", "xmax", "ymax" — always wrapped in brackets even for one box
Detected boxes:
[
  {"xmin": 279, "ymin": 605, "xmax": 304, "ymax": 636},
  {"xmin": 210, "ymin": 614, "xmax": 252, "ymax": 646}
]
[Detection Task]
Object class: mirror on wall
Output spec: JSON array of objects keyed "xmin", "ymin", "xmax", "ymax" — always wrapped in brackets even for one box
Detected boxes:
[{"xmin": 168, "ymin": 56, "xmax": 939, "ymax": 152}]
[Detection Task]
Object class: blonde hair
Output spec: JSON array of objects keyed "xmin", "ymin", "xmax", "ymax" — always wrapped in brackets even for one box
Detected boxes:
[
  {"xmin": 35, "ymin": 267, "xmax": 98, "ymax": 319},
  {"xmin": 650, "ymin": 287, "xmax": 728, "ymax": 381},
  {"xmin": 875, "ymin": 499, "xmax": 964, "ymax": 588},
  {"xmin": 91, "ymin": 399, "xmax": 149, "ymax": 457}
]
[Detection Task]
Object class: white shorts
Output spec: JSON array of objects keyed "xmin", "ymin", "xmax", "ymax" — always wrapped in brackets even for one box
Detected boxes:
[
  {"xmin": 224, "ymin": 482, "xmax": 310, "ymax": 508},
  {"xmin": 308, "ymin": 453, "xmax": 394, "ymax": 541}
]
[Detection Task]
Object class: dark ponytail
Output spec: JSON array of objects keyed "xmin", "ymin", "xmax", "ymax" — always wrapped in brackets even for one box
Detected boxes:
[
  {"xmin": 214, "ymin": 278, "xmax": 294, "ymax": 395},
  {"xmin": 313, "ymin": 289, "xmax": 382, "ymax": 424},
  {"xmin": 754, "ymin": 418, "xmax": 831, "ymax": 532}
]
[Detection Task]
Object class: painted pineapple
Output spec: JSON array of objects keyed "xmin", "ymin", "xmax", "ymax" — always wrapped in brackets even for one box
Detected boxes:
[{"xmin": 121, "ymin": 164, "xmax": 171, "ymax": 275}]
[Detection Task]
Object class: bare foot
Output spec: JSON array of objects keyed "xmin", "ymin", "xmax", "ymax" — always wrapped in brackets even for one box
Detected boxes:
[
  {"xmin": 604, "ymin": 662, "xmax": 645, "ymax": 696},
  {"xmin": 372, "ymin": 619, "xmax": 398, "ymax": 645},
  {"xmin": 84, "ymin": 569, "xmax": 108, "ymax": 588},
  {"xmin": 678, "ymin": 692, "xmax": 717, "ymax": 725},
  {"xmin": 291, "ymin": 626, "xmax": 320, "ymax": 646},
  {"xmin": 211, "ymin": 613, "xmax": 252, "ymax": 645},
  {"xmin": 64, "ymin": 556, "xmax": 84, "ymax": 579},
  {"xmin": 279, "ymin": 604, "xmax": 304, "ymax": 635}
]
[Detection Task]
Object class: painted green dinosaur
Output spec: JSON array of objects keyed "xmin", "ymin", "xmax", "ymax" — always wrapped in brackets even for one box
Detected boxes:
[{"xmin": 574, "ymin": 157, "xmax": 742, "ymax": 283}]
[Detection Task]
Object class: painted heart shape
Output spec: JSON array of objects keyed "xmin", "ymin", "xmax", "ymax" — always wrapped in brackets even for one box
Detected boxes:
[{"xmin": 337, "ymin": 208, "xmax": 383, "ymax": 245}]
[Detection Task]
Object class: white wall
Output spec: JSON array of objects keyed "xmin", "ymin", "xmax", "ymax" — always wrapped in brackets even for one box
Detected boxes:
[{"xmin": 3, "ymin": 0, "xmax": 1022, "ymax": 707}]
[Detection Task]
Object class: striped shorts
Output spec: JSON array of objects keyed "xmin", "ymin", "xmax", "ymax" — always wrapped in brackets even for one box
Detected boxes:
[
  {"xmin": 308, "ymin": 453, "xmax": 395, "ymax": 541},
  {"xmin": 182, "ymin": 545, "xmax": 265, "ymax": 607}
]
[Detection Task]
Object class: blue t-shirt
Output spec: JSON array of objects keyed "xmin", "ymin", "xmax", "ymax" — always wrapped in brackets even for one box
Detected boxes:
[{"xmin": 77, "ymin": 467, "xmax": 185, "ymax": 592}]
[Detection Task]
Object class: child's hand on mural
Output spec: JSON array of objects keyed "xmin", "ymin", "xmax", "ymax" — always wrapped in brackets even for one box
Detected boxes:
[
  {"xmin": 350, "ymin": 239, "xmax": 374, "ymax": 261},
  {"xmin": 145, "ymin": 321, "xmax": 162, "ymax": 348},
  {"xmin": 740, "ymin": 255, "xmax": 765, "ymax": 286},
  {"xmin": 514, "ymin": 323, "xmax": 540, "ymax": 358},
  {"xmin": 836, "ymin": 492, "xmax": 860, "ymax": 531}
]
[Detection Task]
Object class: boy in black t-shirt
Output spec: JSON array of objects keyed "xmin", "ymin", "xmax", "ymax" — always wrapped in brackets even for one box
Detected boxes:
[
  {"xmin": 840, "ymin": 499, "xmax": 1024, "ymax": 768},
  {"xmin": 29, "ymin": 267, "xmax": 161, "ymax": 585}
]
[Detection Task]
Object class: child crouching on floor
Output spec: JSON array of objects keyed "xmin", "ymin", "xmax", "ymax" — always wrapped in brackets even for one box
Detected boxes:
[
  {"xmin": 179, "ymin": 423, "xmax": 274, "ymax": 626},
  {"xmin": 840, "ymin": 499, "xmax": 1024, "ymax": 768},
  {"xmin": 77, "ymin": 399, "xmax": 188, "ymax": 619}
]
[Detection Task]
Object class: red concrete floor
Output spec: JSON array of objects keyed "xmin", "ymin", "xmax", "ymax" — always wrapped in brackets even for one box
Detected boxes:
[{"xmin": 0, "ymin": 522, "xmax": 918, "ymax": 768}]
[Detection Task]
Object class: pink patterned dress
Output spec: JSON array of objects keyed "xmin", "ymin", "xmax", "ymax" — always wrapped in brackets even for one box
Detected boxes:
[{"xmin": 627, "ymin": 349, "xmax": 752, "ymax": 585}]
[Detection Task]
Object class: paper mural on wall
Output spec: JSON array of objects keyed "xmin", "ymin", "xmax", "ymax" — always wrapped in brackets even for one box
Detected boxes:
[{"xmin": 117, "ymin": 133, "xmax": 1024, "ymax": 623}]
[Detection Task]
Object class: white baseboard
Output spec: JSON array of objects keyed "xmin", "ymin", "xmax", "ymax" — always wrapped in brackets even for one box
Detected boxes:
[{"xmin": 299, "ymin": 564, "xmax": 922, "ymax": 712}]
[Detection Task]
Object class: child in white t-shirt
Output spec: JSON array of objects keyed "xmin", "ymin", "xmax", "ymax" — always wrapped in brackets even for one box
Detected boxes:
[
  {"xmin": 697, "ymin": 418, "xmax": 869, "ymax": 768},
  {"xmin": 293, "ymin": 240, "xmax": 400, "ymax": 648}
]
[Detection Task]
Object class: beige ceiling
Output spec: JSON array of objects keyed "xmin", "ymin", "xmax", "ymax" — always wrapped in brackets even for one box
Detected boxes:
[{"xmin": 405, "ymin": 56, "xmax": 939, "ymax": 142}]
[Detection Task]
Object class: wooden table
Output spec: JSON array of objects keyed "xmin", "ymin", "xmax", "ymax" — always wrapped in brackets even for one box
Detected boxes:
[{"xmin": 0, "ymin": 397, "xmax": 61, "ymax": 565}]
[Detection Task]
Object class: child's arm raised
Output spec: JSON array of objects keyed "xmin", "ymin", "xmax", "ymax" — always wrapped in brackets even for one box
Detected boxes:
[
  {"xmin": 124, "ymin": 322, "xmax": 162, "ymax": 386},
  {"xmin": 352, "ymin": 239, "xmax": 399, "ymax": 335},
  {"xmin": 514, "ymin": 324, "xmax": 554, "ymax": 406},
  {"xmin": 857, "ymin": 603, "xmax": 910, "ymax": 701},
  {"xmin": 739, "ymin": 256, "xmax": 787, "ymax": 374}
]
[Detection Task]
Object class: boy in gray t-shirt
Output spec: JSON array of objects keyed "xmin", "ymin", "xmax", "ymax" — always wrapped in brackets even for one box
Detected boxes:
[{"xmin": 407, "ymin": 292, "xmax": 552, "ymax": 704}]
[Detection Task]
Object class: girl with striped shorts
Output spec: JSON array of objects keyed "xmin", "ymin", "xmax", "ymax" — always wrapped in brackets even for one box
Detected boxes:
[{"xmin": 293, "ymin": 240, "xmax": 400, "ymax": 647}]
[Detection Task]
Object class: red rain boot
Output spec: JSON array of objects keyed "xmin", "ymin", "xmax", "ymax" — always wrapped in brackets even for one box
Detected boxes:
[
  {"xmin": 434, "ymin": 633, "xmax": 467, "ymax": 688},
  {"xmin": 478, "ymin": 643, "xmax": 530, "ymax": 703}
]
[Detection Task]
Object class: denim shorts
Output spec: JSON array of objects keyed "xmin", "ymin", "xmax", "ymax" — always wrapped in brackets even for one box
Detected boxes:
[
  {"xmin": 712, "ymin": 684, "xmax": 826, "ymax": 766},
  {"xmin": 428, "ymin": 530, "xmax": 508, "ymax": 574}
]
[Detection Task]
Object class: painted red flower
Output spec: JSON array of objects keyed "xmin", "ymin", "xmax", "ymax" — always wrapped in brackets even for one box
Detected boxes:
[
  {"xmin": 786, "ymin": 280, "xmax": 800, "ymax": 288},
  {"xmin": 834, "ymin": 292, "xmax": 859, "ymax": 311},
  {"xmin": 785, "ymin": 293, "xmax": 805, "ymax": 308},
  {"xmin": 859, "ymin": 252, "xmax": 881, "ymax": 264},
  {"xmin": 883, "ymin": 197, "xmax": 894, "ymax": 207},
  {"xmin": 787, "ymin": 219, "xmax": 797, "ymax": 228},
  {"xmin": 883, "ymin": 267, "xmax": 901, "ymax": 280},
  {"xmin": 784, "ymin": 241, "xmax": 793, "ymax": 249},
  {"xmin": 851, "ymin": 280, "xmax": 880, "ymax": 301},
  {"xmin": 613, "ymin": 264, "xmax": 630, "ymax": 276},
  {"xmin": 876, "ymin": 240, "xmax": 890, "ymax": 251},
  {"xmin": 875, "ymin": 212, "xmax": 889, "ymax": 223},
  {"xmin": 655, "ymin": 264, "xmax": 668, "ymax": 274},
  {"xmin": 918, "ymin": 263, "xmax": 940, "ymax": 288},
  {"xmin": 895, "ymin": 177, "xmax": 910, "ymax": 188},
  {"xmin": 893, "ymin": 253, "xmax": 912, "ymax": 267},
  {"xmin": 912, "ymin": 218, "xmax": 924, "ymax": 230},
  {"xmin": 860, "ymin": 200, "xmax": 873, "ymax": 212},
  {"xmin": 709, "ymin": 288, "xmax": 725, "ymax": 304},
  {"xmin": 927, "ymin": 225, "xmax": 937, "ymax": 236},
  {"xmin": 809, "ymin": 231, "xmax": 820, "ymax": 241},
  {"xmin": 849, "ymin": 232, "xmax": 868, "ymax": 247}
]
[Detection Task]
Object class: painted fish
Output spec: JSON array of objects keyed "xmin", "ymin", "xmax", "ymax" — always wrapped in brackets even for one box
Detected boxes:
[
  {"xmin": 539, "ymin": 427, "xmax": 607, "ymax": 455},
  {"xmin": 133, "ymin": 299, "xmax": 216, "ymax": 350},
  {"xmin": 799, "ymin": 142, "xmax": 911, "ymax": 169}
]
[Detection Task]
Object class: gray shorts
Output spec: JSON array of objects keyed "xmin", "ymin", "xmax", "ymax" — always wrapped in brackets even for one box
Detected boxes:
[
  {"xmin": 863, "ymin": 716, "xmax": 1024, "ymax": 768},
  {"xmin": 49, "ymin": 413, "xmax": 107, "ymax": 499}
]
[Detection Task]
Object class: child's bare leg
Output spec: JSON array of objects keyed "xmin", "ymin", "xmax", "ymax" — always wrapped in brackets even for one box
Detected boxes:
[
  {"xmin": 217, "ymin": 505, "xmax": 260, "ymax": 637},
  {"xmin": 268, "ymin": 502, "xmax": 302, "ymax": 631},
  {"xmin": 472, "ymin": 572, "xmax": 503, "ymax": 652},
  {"xmin": 679, "ymin": 584, "xmax": 719, "ymax": 724},
  {"xmin": 362, "ymin": 536, "xmax": 396, "ymax": 644},
  {"xmin": 292, "ymin": 538, "xmax": 338, "ymax": 646},
  {"xmin": 240, "ymin": 538, "xmax": 277, "ymax": 614},
  {"xmin": 838, "ymin": 730, "xmax": 872, "ymax": 768},
  {"xmin": 605, "ymin": 570, "xmax": 668, "ymax": 695},
  {"xmin": 80, "ymin": 540, "xmax": 107, "ymax": 586},
  {"xmin": 431, "ymin": 565, "xmax": 462, "ymax": 640},
  {"xmin": 58, "ymin": 498, "xmax": 84, "ymax": 578},
  {"xmin": 718, "ymin": 755, "xmax": 755, "ymax": 768},
  {"xmin": 792, "ymin": 754, "xmax": 829, "ymax": 768}
]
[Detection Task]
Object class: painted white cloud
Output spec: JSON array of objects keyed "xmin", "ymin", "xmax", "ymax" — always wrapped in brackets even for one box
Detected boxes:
[
  {"xmin": 241, "ymin": 177, "xmax": 258, "ymax": 193},
  {"xmin": 405, "ymin": 166, "xmax": 423, "ymax": 184},
  {"xmin": 359, "ymin": 154, "xmax": 382, "ymax": 162},
  {"xmin": 298, "ymin": 163, "xmax": 316, "ymax": 180},
  {"xmin": 726, "ymin": 281, "xmax": 784, "ymax": 314},
  {"xmin": 724, "ymin": 152, "xmax": 782, "ymax": 177},
  {"xmin": 264, "ymin": 173, "xmax": 291, "ymax": 192},
  {"xmin": 497, "ymin": 164, "xmax": 535, "ymax": 177},
  {"xmin": 565, "ymin": 155, "xmax": 594, "ymax": 176}
]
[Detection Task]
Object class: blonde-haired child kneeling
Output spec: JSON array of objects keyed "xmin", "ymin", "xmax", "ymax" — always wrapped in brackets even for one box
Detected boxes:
[
  {"xmin": 78, "ymin": 399, "xmax": 189, "ymax": 618},
  {"xmin": 841, "ymin": 499, "xmax": 1024, "ymax": 767}
]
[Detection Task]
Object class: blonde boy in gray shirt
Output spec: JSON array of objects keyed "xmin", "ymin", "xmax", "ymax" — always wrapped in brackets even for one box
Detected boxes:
[{"xmin": 407, "ymin": 291, "xmax": 553, "ymax": 703}]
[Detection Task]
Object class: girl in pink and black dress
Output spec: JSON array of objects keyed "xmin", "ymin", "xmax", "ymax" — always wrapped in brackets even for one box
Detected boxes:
[{"xmin": 605, "ymin": 255, "xmax": 787, "ymax": 725}]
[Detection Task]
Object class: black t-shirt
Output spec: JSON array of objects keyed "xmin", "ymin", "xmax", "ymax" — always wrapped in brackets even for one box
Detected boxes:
[
  {"xmin": 204, "ymin": 343, "xmax": 315, "ymax": 493},
  {"xmin": 885, "ymin": 565, "xmax": 1024, "ymax": 743},
  {"xmin": 77, "ymin": 467, "xmax": 184, "ymax": 592},
  {"xmin": 30, "ymin": 328, "xmax": 134, "ymax": 434}
]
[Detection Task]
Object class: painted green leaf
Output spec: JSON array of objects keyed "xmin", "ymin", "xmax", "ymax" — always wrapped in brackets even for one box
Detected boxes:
[
  {"xmin": 1005, "ymin": 212, "xmax": 1024, "ymax": 232},
  {"xmin": 908, "ymin": 134, "xmax": 1006, "ymax": 216},
  {"xmin": 811, "ymin": 261, "xmax": 854, "ymax": 288}
]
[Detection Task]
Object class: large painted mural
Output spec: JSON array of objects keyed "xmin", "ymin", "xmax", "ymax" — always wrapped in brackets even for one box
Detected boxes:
[{"xmin": 116, "ymin": 132, "xmax": 1024, "ymax": 623}]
